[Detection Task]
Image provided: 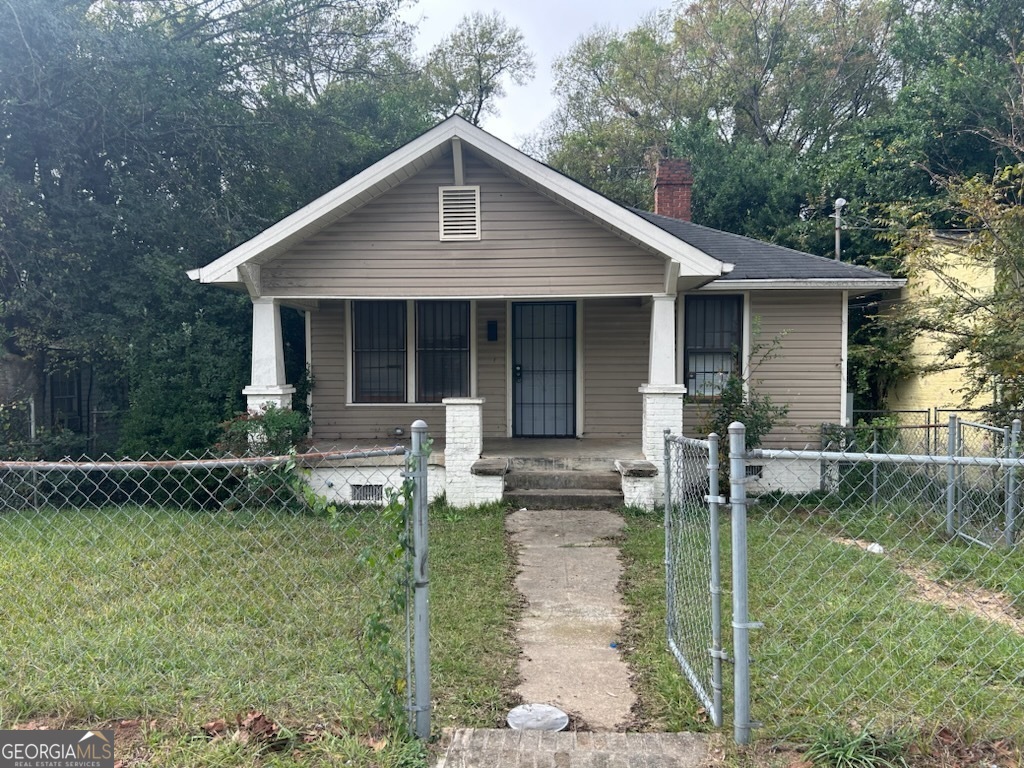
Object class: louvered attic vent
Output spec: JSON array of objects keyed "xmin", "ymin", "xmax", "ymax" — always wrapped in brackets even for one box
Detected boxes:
[{"xmin": 439, "ymin": 185, "xmax": 481, "ymax": 241}]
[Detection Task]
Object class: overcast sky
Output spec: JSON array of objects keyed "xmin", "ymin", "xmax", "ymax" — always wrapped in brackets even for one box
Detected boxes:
[{"xmin": 400, "ymin": 0, "xmax": 663, "ymax": 148}]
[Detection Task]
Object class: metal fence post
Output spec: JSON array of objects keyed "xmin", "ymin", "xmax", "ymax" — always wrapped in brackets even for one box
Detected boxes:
[
  {"xmin": 410, "ymin": 420, "xmax": 431, "ymax": 740},
  {"xmin": 729, "ymin": 422, "xmax": 753, "ymax": 745},
  {"xmin": 708, "ymin": 432, "xmax": 724, "ymax": 727},
  {"xmin": 946, "ymin": 415, "xmax": 958, "ymax": 538},
  {"xmin": 871, "ymin": 428, "xmax": 879, "ymax": 508},
  {"xmin": 664, "ymin": 429, "xmax": 675, "ymax": 644},
  {"xmin": 1007, "ymin": 419, "xmax": 1021, "ymax": 548}
]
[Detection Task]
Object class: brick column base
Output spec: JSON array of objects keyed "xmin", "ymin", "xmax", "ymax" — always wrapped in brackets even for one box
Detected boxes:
[{"xmin": 639, "ymin": 385, "xmax": 685, "ymax": 505}]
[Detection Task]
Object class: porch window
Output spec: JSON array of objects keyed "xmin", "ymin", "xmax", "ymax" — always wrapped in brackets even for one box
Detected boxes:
[
  {"xmin": 352, "ymin": 301, "xmax": 407, "ymax": 402},
  {"xmin": 352, "ymin": 300, "xmax": 470, "ymax": 403},
  {"xmin": 684, "ymin": 295, "xmax": 742, "ymax": 397},
  {"xmin": 416, "ymin": 301, "xmax": 470, "ymax": 402}
]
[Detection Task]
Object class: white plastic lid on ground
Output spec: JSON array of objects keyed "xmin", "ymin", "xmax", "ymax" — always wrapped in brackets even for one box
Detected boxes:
[{"xmin": 507, "ymin": 703, "xmax": 569, "ymax": 731}]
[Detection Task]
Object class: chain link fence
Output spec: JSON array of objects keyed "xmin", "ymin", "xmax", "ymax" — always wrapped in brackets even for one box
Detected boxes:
[
  {"xmin": 0, "ymin": 433, "xmax": 430, "ymax": 737},
  {"xmin": 664, "ymin": 433, "xmax": 724, "ymax": 728},
  {"xmin": 742, "ymin": 424, "xmax": 1024, "ymax": 740}
]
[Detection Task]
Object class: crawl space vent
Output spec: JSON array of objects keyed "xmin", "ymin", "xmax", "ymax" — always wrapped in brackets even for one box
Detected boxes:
[
  {"xmin": 351, "ymin": 484, "xmax": 384, "ymax": 503},
  {"xmin": 439, "ymin": 185, "xmax": 481, "ymax": 241}
]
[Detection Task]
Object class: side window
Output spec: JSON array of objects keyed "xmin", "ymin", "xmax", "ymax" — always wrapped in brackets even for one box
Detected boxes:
[{"xmin": 684, "ymin": 295, "xmax": 742, "ymax": 397}]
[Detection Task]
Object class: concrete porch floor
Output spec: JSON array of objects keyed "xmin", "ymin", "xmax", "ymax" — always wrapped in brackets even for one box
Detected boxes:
[{"xmin": 481, "ymin": 438, "xmax": 643, "ymax": 461}]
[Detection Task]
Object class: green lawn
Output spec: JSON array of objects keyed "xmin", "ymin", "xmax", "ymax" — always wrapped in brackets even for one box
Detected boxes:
[
  {"xmin": 619, "ymin": 502, "xmax": 1024, "ymax": 742},
  {"xmin": 0, "ymin": 500, "xmax": 519, "ymax": 767}
]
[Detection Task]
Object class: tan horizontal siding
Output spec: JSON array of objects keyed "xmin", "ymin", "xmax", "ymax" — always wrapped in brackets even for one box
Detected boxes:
[
  {"xmin": 752, "ymin": 291, "xmax": 843, "ymax": 448},
  {"xmin": 682, "ymin": 291, "xmax": 844, "ymax": 448},
  {"xmin": 476, "ymin": 300, "xmax": 508, "ymax": 437},
  {"xmin": 583, "ymin": 298, "xmax": 648, "ymax": 438},
  {"xmin": 262, "ymin": 152, "xmax": 666, "ymax": 298}
]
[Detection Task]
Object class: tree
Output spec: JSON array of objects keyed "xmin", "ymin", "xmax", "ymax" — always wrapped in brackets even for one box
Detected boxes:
[
  {"xmin": 424, "ymin": 11, "xmax": 535, "ymax": 125},
  {"xmin": 888, "ymin": 167, "xmax": 1024, "ymax": 420},
  {"xmin": 0, "ymin": 0, "xmax": 436, "ymax": 454},
  {"xmin": 541, "ymin": 0, "xmax": 902, "ymax": 207}
]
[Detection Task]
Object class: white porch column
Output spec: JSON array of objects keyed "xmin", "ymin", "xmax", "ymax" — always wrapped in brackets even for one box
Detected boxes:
[
  {"xmin": 648, "ymin": 294, "xmax": 678, "ymax": 386},
  {"xmin": 242, "ymin": 297, "xmax": 295, "ymax": 411},
  {"xmin": 640, "ymin": 295, "xmax": 685, "ymax": 504}
]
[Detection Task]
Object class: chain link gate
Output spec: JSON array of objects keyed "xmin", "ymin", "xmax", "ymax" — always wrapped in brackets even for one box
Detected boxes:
[
  {"xmin": 663, "ymin": 431, "xmax": 724, "ymax": 728},
  {"xmin": 947, "ymin": 415, "xmax": 1022, "ymax": 548}
]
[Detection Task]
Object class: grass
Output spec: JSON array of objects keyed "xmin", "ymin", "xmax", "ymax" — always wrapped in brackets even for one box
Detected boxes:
[
  {"xmin": 805, "ymin": 725, "xmax": 910, "ymax": 768},
  {"xmin": 618, "ymin": 500, "xmax": 1024, "ymax": 742},
  {"xmin": 618, "ymin": 505, "xmax": 714, "ymax": 732},
  {"xmin": 0, "ymin": 499, "xmax": 519, "ymax": 767},
  {"xmin": 429, "ymin": 501, "xmax": 521, "ymax": 728}
]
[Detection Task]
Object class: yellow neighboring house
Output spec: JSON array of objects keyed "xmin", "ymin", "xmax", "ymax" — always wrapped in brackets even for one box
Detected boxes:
[{"xmin": 888, "ymin": 235, "xmax": 996, "ymax": 413}]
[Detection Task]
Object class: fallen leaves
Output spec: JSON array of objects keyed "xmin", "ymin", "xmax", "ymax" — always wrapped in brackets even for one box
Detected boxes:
[{"xmin": 201, "ymin": 711, "xmax": 283, "ymax": 749}]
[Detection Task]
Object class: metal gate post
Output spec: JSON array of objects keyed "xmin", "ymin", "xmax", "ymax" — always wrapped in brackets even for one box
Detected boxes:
[
  {"xmin": 946, "ymin": 415, "xmax": 958, "ymax": 538},
  {"xmin": 1007, "ymin": 419, "xmax": 1021, "ymax": 547},
  {"xmin": 664, "ymin": 429, "xmax": 676, "ymax": 644},
  {"xmin": 708, "ymin": 432, "xmax": 724, "ymax": 727},
  {"xmin": 871, "ymin": 428, "xmax": 879, "ymax": 508},
  {"xmin": 729, "ymin": 422, "xmax": 754, "ymax": 745},
  {"xmin": 411, "ymin": 420, "xmax": 431, "ymax": 739}
]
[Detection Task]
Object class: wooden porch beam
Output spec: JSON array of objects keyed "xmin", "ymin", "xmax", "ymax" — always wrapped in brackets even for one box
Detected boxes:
[{"xmin": 452, "ymin": 137, "xmax": 465, "ymax": 185}]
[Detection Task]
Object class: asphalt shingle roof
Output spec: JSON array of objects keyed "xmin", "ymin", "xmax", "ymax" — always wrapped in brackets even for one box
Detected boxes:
[{"xmin": 630, "ymin": 208, "xmax": 894, "ymax": 282}]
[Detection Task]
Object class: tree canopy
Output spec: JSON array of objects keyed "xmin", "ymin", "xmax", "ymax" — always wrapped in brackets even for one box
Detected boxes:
[
  {"xmin": 540, "ymin": 0, "xmax": 1023, "ymax": 409},
  {"xmin": 0, "ymin": 0, "xmax": 531, "ymax": 453}
]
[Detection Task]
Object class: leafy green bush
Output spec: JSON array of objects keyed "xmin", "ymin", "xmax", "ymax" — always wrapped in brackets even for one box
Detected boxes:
[
  {"xmin": 700, "ymin": 329, "xmax": 789, "ymax": 490},
  {"xmin": 216, "ymin": 404, "xmax": 310, "ymax": 456},
  {"xmin": 0, "ymin": 400, "xmax": 88, "ymax": 460}
]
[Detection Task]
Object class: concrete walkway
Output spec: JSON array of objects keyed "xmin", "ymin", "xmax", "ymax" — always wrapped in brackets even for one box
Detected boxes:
[
  {"xmin": 433, "ymin": 508, "xmax": 710, "ymax": 768},
  {"xmin": 509, "ymin": 508, "xmax": 636, "ymax": 729}
]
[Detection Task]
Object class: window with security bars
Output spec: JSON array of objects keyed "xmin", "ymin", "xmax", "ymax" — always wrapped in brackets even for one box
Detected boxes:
[
  {"xmin": 416, "ymin": 301, "xmax": 470, "ymax": 402},
  {"xmin": 352, "ymin": 301, "xmax": 407, "ymax": 402},
  {"xmin": 684, "ymin": 295, "xmax": 742, "ymax": 397},
  {"xmin": 352, "ymin": 300, "xmax": 470, "ymax": 403}
]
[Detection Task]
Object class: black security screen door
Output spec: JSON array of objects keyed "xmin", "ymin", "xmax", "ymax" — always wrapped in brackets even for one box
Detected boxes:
[{"xmin": 512, "ymin": 302, "xmax": 576, "ymax": 437}]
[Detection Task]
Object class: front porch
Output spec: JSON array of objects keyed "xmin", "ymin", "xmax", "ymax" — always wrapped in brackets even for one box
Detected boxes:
[
  {"xmin": 248, "ymin": 294, "xmax": 688, "ymax": 508},
  {"xmin": 305, "ymin": 425, "xmax": 658, "ymax": 509}
]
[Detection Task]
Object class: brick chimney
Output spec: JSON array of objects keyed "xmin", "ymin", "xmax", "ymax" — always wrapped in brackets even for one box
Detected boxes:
[{"xmin": 654, "ymin": 159, "xmax": 693, "ymax": 221}]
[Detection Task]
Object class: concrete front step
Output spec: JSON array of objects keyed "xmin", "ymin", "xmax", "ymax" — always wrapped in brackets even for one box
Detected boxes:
[
  {"xmin": 434, "ymin": 728, "xmax": 710, "ymax": 768},
  {"xmin": 504, "ymin": 470, "xmax": 621, "ymax": 492},
  {"xmin": 505, "ymin": 456, "xmax": 622, "ymax": 473},
  {"xmin": 505, "ymin": 488, "xmax": 624, "ymax": 510}
]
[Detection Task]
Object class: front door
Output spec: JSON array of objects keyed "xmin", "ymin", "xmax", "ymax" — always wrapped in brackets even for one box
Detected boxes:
[{"xmin": 512, "ymin": 302, "xmax": 576, "ymax": 437}]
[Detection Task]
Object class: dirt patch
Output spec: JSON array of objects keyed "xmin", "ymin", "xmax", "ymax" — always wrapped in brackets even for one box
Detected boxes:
[{"xmin": 830, "ymin": 537, "xmax": 1024, "ymax": 634}]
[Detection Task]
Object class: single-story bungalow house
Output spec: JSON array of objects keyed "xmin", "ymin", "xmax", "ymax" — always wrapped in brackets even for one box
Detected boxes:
[{"xmin": 189, "ymin": 116, "xmax": 903, "ymax": 507}]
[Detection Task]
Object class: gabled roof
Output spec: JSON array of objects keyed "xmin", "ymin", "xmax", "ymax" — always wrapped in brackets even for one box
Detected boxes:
[
  {"xmin": 632, "ymin": 210, "xmax": 904, "ymax": 291},
  {"xmin": 189, "ymin": 116, "xmax": 729, "ymax": 286}
]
